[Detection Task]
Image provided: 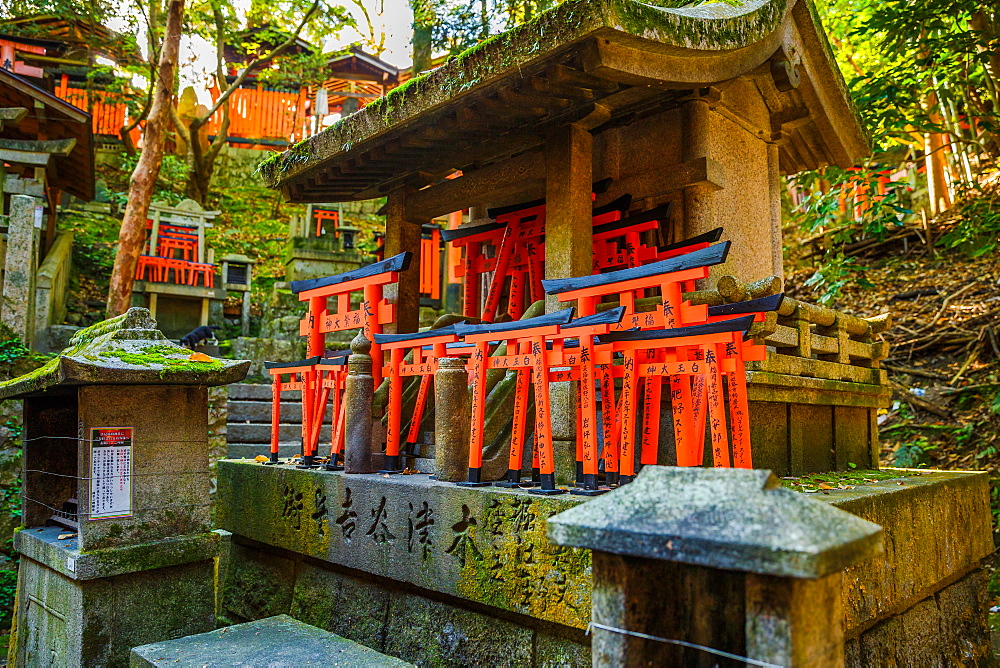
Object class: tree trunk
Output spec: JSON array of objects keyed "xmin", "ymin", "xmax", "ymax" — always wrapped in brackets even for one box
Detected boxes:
[
  {"xmin": 105, "ymin": 0, "xmax": 184, "ymax": 317},
  {"xmin": 411, "ymin": 0, "xmax": 434, "ymax": 74}
]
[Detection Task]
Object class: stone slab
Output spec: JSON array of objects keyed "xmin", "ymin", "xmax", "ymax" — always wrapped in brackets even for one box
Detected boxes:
[
  {"xmin": 816, "ymin": 469, "xmax": 992, "ymax": 636},
  {"xmin": 15, "ymin": 527, "xmax": 221, "ymax": 580},
  {"xmin": 227, "ymin": 383, "xmax": 273, "ymax": 401},
  {"xmin": 217, "ymin": 460, "xmax": 592, "ymax": 629},
  {"xmin": 226, "ymin": 443, "xmax": 302, "ymax": 459},
  {"xmin": 229, "ymin": 422, "xmax": 332, "ymax": 442},
  {"xmin": 547, "ymin": 467, "xmax": 883, "ymax": 579},
  {"xmin": 746, "ymin": 369, "xmax": 891, "ymax": 408},
  {"xmin": 129, "ymin": 614, "xmax": 413, "ymax": 667}
]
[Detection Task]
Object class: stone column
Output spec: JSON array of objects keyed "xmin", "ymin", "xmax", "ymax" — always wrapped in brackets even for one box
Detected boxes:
[
  {"xmin": 434, "ymin": 357, "xmax": 470, "ymax": 482},
  {"xmin": 548, "ymin": 467, "xmax": 883, "ymax": 667},
  {"xmin": 241, "ymin": 291, "xmax": 251, "ymax": 336},
  {"xmin": 766, "ymin": 141, "xmax": 784, "ymax": 281},
  {"xmin": 545, "ymin": 123, "xmax": 593, "ymax": 484},
  {"xmin": 681, "ymin": 99, "xmax": 713, "ymax": 243},
  {"xmin": 383, "ymin": 188, "xmax": 423, "ymax": 335},
  {"xmin": 2, "ymin": 194, "xmax": 39, "ymax": 348},
  {"xmin": 343, "ymin": 331, "xmax": 377, "ymax": 473}
]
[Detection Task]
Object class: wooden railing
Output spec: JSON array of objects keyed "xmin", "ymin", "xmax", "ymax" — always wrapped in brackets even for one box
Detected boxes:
[
  {"xmin": 208, "ymin": 86, "xmax": 309, "ymax": 144},
  {"xmin": 53, "ymin": 87, "xmax": 129, "ymax": 137}
]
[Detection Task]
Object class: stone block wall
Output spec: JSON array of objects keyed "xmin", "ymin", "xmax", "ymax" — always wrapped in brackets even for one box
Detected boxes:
[{"xmin": 216, "ymin": 463, "xmax": 991, "ymax": 665}]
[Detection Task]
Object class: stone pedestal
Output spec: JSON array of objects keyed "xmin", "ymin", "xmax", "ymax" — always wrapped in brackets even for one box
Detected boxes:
[
  {"xmin": 0, "ymin": 307, "xmax": 250, "ymax": 666},
  {"xmin": 434, "ymin": 357, "xmax": 470, "ymax": 482},
  {"xmin": 548, "ymin": 467, "xmax": 884, "ymax": 667}
]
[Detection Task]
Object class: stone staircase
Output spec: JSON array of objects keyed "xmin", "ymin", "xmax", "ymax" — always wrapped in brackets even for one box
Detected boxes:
[{"xmin": 225, "ymin": 384, "xmax": 331, "ymax": 460}]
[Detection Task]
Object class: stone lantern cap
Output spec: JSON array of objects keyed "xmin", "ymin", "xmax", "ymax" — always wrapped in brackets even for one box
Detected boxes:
[
  {"xmin": 0, "ymin": 307, "xmax": 250, "ymax": 399},
  {"xmin": 547, "ymin": 466, "xmax": 883, "ymax": 579}
]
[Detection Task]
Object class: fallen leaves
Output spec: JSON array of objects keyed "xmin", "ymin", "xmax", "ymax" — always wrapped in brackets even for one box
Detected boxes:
[{"xmin": 189, "ymin": 351, "xmax": 213, "ymax": 362}]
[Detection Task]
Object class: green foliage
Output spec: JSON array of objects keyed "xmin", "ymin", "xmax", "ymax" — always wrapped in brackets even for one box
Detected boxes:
[
  {"xmin": 802, "ymin": 251, "xmax": 874, "ymax": 305},
  {"xmin": 0, "ymin": 567, "xmax": 15, "ymax": 630},
  {"xmin": 936, "ymin": 190, "xmax": 1000, "ymax": 256},
  {"xmin": 107, "ymin": 154, "xmax": 189, "ymax": 208}
]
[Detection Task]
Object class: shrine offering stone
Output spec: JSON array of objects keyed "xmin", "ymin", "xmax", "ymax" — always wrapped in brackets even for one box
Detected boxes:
[{"xmin": 130, "ymin": 614, "xmax": 413, "ymax": 667}]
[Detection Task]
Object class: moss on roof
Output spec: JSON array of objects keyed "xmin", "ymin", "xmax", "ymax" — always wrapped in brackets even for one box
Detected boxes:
[{"xmin": 259, "ymin": 0, "xmax": 799, "ymax": 188}]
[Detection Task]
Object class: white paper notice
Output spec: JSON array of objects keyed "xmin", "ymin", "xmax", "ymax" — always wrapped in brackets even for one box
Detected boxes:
[{"xmin": 90, "ymin": 427, "xmax": 133, "ymax": 520}]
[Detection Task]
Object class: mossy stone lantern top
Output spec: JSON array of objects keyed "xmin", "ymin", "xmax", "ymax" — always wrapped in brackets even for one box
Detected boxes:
[{"xmin": 1, "ymin": 307, "xmax": 250, "ymax": 552}]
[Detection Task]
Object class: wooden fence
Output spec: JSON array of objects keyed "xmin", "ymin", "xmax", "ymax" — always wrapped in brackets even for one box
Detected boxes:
[{"xmin": 53, "ymin": 86, "xmax": 129, "ymax": 137}]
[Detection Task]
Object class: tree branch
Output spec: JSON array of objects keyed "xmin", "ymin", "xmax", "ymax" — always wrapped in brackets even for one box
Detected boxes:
[{"xmin": 192, "ymin": 0, "xmax": 322, "ymax": 126}]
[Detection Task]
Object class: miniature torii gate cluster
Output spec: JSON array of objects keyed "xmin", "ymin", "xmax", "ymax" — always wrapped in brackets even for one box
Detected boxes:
[{"xmin": 263, "ymin": 198, "xmax": 779, "ymax": 493}]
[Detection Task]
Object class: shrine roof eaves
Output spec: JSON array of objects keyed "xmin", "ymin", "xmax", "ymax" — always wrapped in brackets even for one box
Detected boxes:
[{"xmin": 260, "ymin": 0, "xmax": 868, "ymax": 203}]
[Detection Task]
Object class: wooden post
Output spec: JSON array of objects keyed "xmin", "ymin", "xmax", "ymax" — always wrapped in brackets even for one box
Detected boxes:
[
  {"xmin": 548, "ymin": 467, "xmax": 883, "ymax": 668},
  {"xmin": 544, "ymin": 123, "xmax": 593, "ymax": 484},
  {"xmin": 384, "ymin": 188, "xmax": 422, "ymax": 335}
]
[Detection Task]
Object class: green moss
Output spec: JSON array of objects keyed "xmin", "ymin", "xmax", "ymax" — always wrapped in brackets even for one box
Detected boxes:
[{"xmin": 781, "ymin": 468, "xmax": 926, "ymax": 493}]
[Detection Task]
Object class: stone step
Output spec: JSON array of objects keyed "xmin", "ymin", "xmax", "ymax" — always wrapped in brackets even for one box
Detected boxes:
[
  {"xmin": 227, "ymin": 400, "xmax": 334, "ymax": 424},
  {"xmin": 227, "ymin": 422, "xmax": 332, "ymax": 443},
  {"xmin": 131, "ymin": 614, "xmax": 413, "ymax": 667},
  {"xmin": 226, "ymin": 442, "xmax": 303, "ymax": 459},
  {"xmin": 226, "ymin": 383, "xmax": 272, "ymax": 400}
]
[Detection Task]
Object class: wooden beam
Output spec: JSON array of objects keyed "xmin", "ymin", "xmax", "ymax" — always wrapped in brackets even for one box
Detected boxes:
[
  {"xmin": 604, "ymin": 156, "xmax": 725, "ymax": 203},
  {"xmin": 522, "ymin": 76, "xmax": 595, "ymax": 101},
  {"xmin": 498, "ymin": 88, "xmax": 572, "ymax": 110},
  {"xmin": 545, "ymin": 63, "xmax": 619, "ymax": 92},
  {"xmin": 0, "ymin": 148, "xmax": 52, "ymax": 166},
  {"xmin": 405, "ymin": 149, "xmax": 545, "ymax": 221},
  {"xmin": 0, "ymin": 137, "xmax": 76, "ymax": 156},
  {"xmin": 0, "ymin": 107, "xmax": 28, "ymax": 130}
]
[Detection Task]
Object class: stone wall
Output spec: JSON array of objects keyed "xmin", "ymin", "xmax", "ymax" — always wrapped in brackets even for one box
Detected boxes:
[
  {"xmin": 216, "ymin": 463, "xmax": 991, "ymax": 666},
  {"xmin": 218, "ymin": 462, "xmax": 592, "ymax": 666},
  {"xmin": 34, "ymin": 230, "xmax": 74, "ymax": 352}
]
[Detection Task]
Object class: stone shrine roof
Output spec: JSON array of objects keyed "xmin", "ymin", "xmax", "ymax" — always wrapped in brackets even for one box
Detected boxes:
[
  {"xmin": 261, "ymin": 0, "xmax": 868, "ymax": 203},
  {"xmin": 0, "ymin": 308, "xmax": 250, "ymax": 399}
]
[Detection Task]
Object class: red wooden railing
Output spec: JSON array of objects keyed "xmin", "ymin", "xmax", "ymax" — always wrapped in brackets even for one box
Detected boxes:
[
  {"xmin": 53, "ymin": 85, "xmax": 130, "ymax": 137},
  {"xmin": 207, "ymin": 86, "xmax": 310, "ymax": 144}
]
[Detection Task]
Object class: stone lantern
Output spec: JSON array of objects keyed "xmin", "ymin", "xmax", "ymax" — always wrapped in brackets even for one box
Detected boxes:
[{"xmin": 1, "ymin": 307, "xmax": 249, "ymax": 667}]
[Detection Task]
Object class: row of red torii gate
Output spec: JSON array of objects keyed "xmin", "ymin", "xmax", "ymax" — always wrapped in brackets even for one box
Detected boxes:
[{"xmin": 264, "ymin": 190, "xmax": 780, "ymax": 494}]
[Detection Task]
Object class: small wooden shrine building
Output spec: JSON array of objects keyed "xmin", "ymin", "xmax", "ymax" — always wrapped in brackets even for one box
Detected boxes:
[{"xmin": 262, "ymin": 0, "xmax": 868, "ymax": 332}]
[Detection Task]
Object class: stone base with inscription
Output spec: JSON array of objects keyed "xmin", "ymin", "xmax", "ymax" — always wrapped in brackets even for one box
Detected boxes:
[
  {"xmin": 217, "ymin": 462, "xmax": 992, "ymax": 667},
  {"xmin": 217, "ymin": 461, "xmax": 593, "ymax": 666}
]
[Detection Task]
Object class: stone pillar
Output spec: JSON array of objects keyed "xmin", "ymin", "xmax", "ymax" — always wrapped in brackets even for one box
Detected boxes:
[
  {"xmin": 766, "ymin": 141, "xmax": 784, "ymax": 281},
  {"xmin": 241, "ymin": 290, "xmax": 251, "ymax": 336},
  {"xmin": 434, "ymin": 357, "xmax": 470, "ymax": 482},
  {"xmin": 548, "ymin": 467, "xmax": 883, "ymax": 667},
  {"xmin": 343, "ymin": 331, "xmax": 377, "ymax": 473},
  {"xmin": 681, "ymin": 99, "xmax": 713, "ymax": 237},
  {"xmin": 383, "ymin": 188, "xmax": 423, "ymax": 335},
  {"xmin": 545, "ymin": 123, "xmax": 593, "ymax": 484},
  {"xmin": 2, "ymin": 307, "xmax": 250, "ymax": 667},
  {"xmin": 2, "ymin": 194, "xmax": 39, "ymax": 348}
]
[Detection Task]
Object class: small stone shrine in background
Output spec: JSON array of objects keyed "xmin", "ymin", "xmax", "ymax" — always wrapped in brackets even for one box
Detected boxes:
[{"xmin": 0, "ymin": 308, "xmax": 249, "ymax": 667}]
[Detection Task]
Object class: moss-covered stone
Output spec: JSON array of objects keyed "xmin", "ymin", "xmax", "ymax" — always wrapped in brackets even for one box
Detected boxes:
[{"xmin": 0, "ymin": 308, "xmax": 249, "ymax": 399}]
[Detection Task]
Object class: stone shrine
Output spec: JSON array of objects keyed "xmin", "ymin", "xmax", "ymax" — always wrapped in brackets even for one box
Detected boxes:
[{"xmin": 1, "ymin": 308, "xmax": 248, "ymax": 666}]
